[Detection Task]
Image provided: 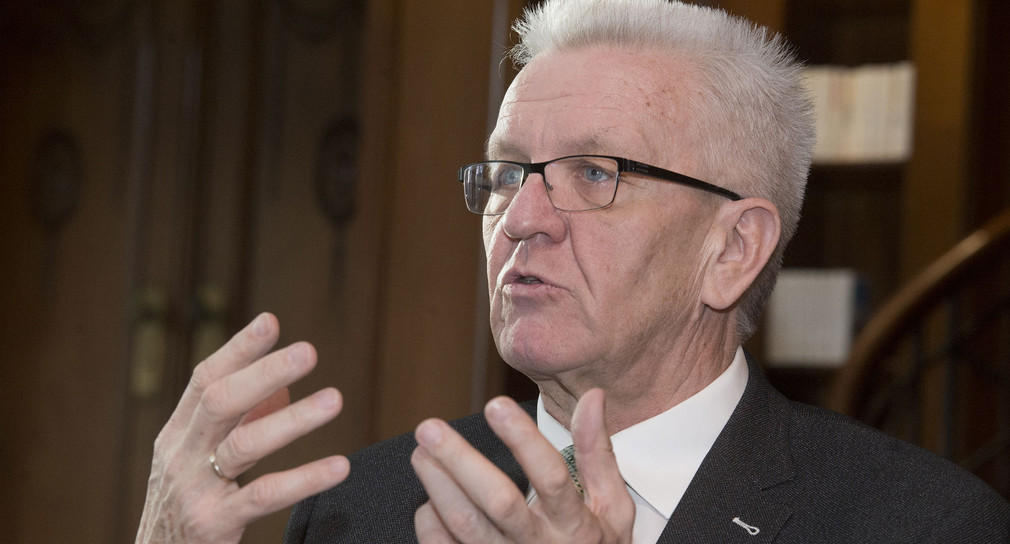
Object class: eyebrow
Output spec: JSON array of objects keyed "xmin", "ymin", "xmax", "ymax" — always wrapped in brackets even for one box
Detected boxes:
[
  {"xmin": 484, "ymin": 139, "xmax": 521, "ymax": 160},
  {"xmin": 485, "ymin": 132, "xmax": 611, "ymax": 161}
]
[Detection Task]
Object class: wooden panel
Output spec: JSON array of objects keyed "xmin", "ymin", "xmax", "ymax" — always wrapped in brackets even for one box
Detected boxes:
[
  {"xmin": 373, "ymin": 0, "xmax": 496, "ymax": 440},
  {"xmin": 902, "ymin": 0, "xmax": 977, "ymax": 277},
  {"xmin": 0, "ymin": 5, "xmax": 136, "ymax": 541},
  {"xmin": 973, "ymin": 0, "xmax": 1010, "ymax": 226},
  {"xmin": 236, "ymin": 0, "xmax": 385, "ymax": 540},
  {"xmin": 0, "ymin": 1, "xmax": 390, "ymax": 542}
]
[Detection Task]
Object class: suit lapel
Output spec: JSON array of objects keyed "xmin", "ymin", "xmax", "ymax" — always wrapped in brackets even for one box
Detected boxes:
[{"xmin": 658, "ymin": 354, "xmax": 795, "ymax": 543}]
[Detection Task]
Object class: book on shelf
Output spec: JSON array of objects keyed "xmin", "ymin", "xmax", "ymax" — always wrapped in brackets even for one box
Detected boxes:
[
  {"xmin": 764, "ymin": 268, "xmax": 867, "ymax": 368},
  {"xmin": 803, "ymin": 62, "xmax": 916, "ymax": 164}
]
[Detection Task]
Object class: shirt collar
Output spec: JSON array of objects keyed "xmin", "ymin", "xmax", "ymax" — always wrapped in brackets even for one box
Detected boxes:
[{"xmin": 536, "ymin": 347, "xmax": 749, "ymax": 518}]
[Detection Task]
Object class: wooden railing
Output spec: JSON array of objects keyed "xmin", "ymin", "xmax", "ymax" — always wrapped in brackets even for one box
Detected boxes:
[{"xmin": 829, "ymin": 210, "xmax": 1010, "ymax": 498}]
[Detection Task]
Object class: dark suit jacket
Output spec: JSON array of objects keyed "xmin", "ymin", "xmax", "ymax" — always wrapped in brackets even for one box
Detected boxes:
[{"xmin": 285, "ymin": 355, "xmax": 1010, "ymax": 542}]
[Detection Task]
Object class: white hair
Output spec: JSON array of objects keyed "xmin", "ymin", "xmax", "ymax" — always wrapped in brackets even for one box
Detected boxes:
[{"xmin": 510, "ymin": 0, "xmax": 815, "ymax": 340}]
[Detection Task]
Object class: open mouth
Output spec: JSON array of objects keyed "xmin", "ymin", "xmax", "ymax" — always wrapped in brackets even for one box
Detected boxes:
[{"xmin": 516, "ymin": 276, "xmax": 543, "ymax": 285}]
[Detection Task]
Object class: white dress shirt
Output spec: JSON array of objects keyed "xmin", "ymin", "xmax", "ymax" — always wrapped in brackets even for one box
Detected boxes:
[{"xmin": 529, "ymin": 347, "xmax": 749, "ymax": 543}]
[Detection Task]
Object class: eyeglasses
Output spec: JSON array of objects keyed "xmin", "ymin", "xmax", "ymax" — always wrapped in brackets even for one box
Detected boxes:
[{"xmin": 457, "ymin": 155, "xmax": 741, "ymax": 215}]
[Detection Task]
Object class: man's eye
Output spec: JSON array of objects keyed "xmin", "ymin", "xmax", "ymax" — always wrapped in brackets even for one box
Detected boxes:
[
  {"xmin": 575, "ymin": 160, "xmax": 615, "ymax": 183},
  {"xmin": 583, "ymin": 166, "xmax": 609, "ymax": 182},
  {"xmin": 498, "ymin": 168, "xmax": 523, "ymax": 187}
]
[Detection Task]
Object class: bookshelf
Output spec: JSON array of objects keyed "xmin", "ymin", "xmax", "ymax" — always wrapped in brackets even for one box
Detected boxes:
[
  {"xmin": 725, "ymin": 0, "xmax": 993, "ymax": 408},
  {"xmin": 719, "ymin": 0, "xmax": 953, "ymax": 403},
  {"xmin": 785, "ymin": 0, "xmax": 910, "ymax": 65},
  {"xmin": 778, "ymin": 0, "xmax": 982, "ymax": 299},
  {"xmin": 782, "ymin": 0, "xmax": 912, "ymax": 312}
]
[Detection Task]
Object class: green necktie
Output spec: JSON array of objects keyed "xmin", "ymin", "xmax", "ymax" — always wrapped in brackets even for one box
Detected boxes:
[{"xmin": 560, "ymin": 445, "xmax": 585, "ymax": 499}]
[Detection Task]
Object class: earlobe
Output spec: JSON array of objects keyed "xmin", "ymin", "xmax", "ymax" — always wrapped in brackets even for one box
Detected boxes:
[{"xmin": 701, "ymin": 199, "xmax": 781, "ymax": 311}]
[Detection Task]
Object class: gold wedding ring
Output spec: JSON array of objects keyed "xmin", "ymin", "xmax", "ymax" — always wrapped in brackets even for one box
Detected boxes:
[{"xmin": 209, "ymin": 450, "xmax": 235, "ymax": 482}]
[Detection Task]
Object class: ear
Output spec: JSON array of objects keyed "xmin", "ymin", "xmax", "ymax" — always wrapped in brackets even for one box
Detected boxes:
[{"xmin": 701, "ymin": 198, "xmax": 781, "ymax": 311}]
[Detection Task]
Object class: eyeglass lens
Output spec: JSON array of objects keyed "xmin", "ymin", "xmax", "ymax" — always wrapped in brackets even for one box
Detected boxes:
[{"xmin": 462, "ymin": 156, "xmax": 620, "ymax": 215}]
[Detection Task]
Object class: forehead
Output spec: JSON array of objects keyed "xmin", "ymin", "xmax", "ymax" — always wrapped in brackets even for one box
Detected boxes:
[{"xmin": 488, "ymin": 45, "xmax": 696, "ymax": 162}]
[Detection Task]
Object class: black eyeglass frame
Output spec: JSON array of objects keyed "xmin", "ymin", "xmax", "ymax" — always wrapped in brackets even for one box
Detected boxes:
[{"xmin": 457, "ymin": 154, "xmax": 742, "ymax": 215}]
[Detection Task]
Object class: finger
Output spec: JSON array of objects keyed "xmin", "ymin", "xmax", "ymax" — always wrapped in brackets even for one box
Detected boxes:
[
  {"xmin": 226, "ymin": 454, "xmax": 350, "ymax": 527},
  {"xmin": 413, "ymin": 420, "xmax": 517, "ymax": 542},
  {"xmin": 185, "ymin": 341, "xmax": 319, "ymax": 450},
  {"xmin": 169, "ymin": 313, "xmax": 280, "ymax": 431},
  {"xmin": 570, "ymin": 389, "xmax": 634, "ymax": 531},
  {"xmin": 202, "ymin": 312, "xmax": 280, "ymax": 376},
  {"xmin": 240, "ymin": 387, "xmax": 291, "ymax": 425},
  {"xmin": 217, "ymin": 387, "xmax": 342, "ymax": 477},
  {"xmin": 483, "ymin": 396, "xmax": 584, "ymax": 523},
  {"xmin": 415, "ymin": 501, "xmax": 459, "ymax": 544}
]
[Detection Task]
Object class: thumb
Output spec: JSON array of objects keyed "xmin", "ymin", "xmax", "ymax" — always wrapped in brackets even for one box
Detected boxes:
[{"xmin": 570, "ymin": 389, "xmax": 635, "ymax": 528}]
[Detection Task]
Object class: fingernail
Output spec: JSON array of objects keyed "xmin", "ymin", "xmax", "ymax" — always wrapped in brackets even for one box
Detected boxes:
[
  {"xmin": 327, "ymin": 456, "xmax": 349, "ymax": 477},
  {"xmin": 485, "ymin": 397, "xmax": 505, "ymax": 420},
  {"xmin": 253, "ymin": 313, "xmax": 270, "ymax": 337},
  {"xmin": 315, "ymin": 388, "xmax": 340, "ymax": 410},
  {"xmin": 416, "ymin": 420, "xmax": 443, "ymax": 446},
  {"xmin": 289, "ymin": 343, "xmax": 311, "ymax": 366},
  {"xmin": 485, "ymin": 397, "xmax": 515, "ymax": 424}
]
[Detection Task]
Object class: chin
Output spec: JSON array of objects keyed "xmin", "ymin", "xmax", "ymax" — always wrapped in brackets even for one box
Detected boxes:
[{"xmin": 496, "ymin": 334, "xmax": 584, "ymax": 381}]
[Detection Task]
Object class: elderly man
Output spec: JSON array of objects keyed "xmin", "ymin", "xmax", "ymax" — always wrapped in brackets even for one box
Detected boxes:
[{"xmin": 137, "ymin": 0, "xmax": 1009, "ymax": 543}]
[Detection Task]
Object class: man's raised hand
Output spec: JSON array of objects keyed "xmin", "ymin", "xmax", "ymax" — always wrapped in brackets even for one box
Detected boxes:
[
  {"xmin": 412, "ymin": 389, "xmax": 634, "ymax": 543},
  {"xmin": 135, "ymin": 313, "xmax": 349, "ymax": 544}
]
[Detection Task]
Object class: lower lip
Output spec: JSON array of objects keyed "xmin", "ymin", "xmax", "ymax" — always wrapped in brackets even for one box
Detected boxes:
[{"xmin": 503, "ymin": 281, "xmax": 556, "ymax": 297}]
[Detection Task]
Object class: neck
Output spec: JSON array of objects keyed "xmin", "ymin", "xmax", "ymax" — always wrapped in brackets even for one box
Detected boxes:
[{"xmin": 535, "ymin": 320, "xmax": 738, "ymax": 434}]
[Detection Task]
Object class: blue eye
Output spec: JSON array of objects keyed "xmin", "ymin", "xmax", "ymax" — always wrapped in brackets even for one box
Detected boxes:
[
  {"xmin": 572, "ymin": 158, "xmax": 616, "ymax": 184},
  {"xmin": 583, "ymin": 166, "xmax": 609, "ymax": 183},
  {"xmin": 498, "ymin": 166, "xmax": 524, "ymax": 187}
]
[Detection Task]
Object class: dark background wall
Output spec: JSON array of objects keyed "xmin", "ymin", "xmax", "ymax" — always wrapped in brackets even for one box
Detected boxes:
[{"xmin": 1, "ymin": 0, "xmax": 1006, "ymax": 542}]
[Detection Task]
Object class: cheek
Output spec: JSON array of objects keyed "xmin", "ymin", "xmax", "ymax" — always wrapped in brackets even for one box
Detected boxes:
[
  {"xmin": 591, "ymin": 215, "xmax": 705, "ymax": 303},
  {"xmin": 579, "ymin": 218, "xmax": 658, "ymax": 277},
  {"xmin": 483, "ymin": 219, "xmax": 507, "ymax": 295},
  {"xmin": 639, "ymin": 219, "xmax": 712, "ymax": 302}
]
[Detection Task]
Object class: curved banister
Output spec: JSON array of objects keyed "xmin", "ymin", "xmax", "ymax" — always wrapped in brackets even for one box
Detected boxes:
[{"xmin": 829, "ymin": 209, "xmax": 1010, "ymax": 416}]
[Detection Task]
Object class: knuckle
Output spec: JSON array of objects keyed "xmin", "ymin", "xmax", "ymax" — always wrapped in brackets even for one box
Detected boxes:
[
  {"xmin": 226, "ymin": 425, "xmax": 256, "ymax": 460},
  {"xmin": 441, "ymin": 507, "xmax": 483, "ymax": 536},
  {"xmin": 540, "ymin": 468, "xmax": 574, "ymax": 497},
  {"xmin": 484, "ymin": 492, "xmax": 522, "ymax": 522},
  {"xmin": 189, "ymin": 361, "xmax": 215, "ymax": 392},
  {"xmin": 247, "ymin": 477, "xmax": 279, "ymax": 510},
  {"xmin": 199, "ymin": 380, "xmax": 233, "ymax": 420}
]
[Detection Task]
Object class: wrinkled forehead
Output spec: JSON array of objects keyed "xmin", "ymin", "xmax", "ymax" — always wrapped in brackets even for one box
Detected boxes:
[{"xmin": 487, "ymin": 46, "xmax": 698, "ymax": 165}]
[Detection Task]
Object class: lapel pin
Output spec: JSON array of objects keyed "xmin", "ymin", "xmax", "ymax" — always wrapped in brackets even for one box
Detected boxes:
[{"xmin": 732, "ymin": 517, "xmax": 760, "ymax": 536}]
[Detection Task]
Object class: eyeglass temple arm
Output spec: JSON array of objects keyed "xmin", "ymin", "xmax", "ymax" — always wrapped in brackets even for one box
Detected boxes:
[{"xmin": 621, "ymin": 159, "xmax": 742, "ymax": 201}]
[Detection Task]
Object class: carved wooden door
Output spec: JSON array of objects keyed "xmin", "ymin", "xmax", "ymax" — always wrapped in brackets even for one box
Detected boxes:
[{"xmin": 0, "ymin": 1, "xmax": 382, "ymax": 541}]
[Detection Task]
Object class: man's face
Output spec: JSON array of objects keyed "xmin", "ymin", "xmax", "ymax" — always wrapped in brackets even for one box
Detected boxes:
[{"xmin": 484, "ymin": 45, "xmax": 722, "ymax": 387}]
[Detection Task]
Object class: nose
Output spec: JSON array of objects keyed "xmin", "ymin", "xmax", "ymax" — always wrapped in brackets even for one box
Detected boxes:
[{"xmin": 500, "ymin": 172, "xmax": 567, "ymax": 242}]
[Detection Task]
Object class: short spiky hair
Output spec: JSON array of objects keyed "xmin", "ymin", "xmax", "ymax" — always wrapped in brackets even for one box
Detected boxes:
[{"xmin": 509, "ymin": 0, "xmax": 814, "ymax": 340}]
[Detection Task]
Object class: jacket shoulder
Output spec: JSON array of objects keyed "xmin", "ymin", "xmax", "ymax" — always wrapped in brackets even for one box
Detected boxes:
[{"xmin": 780, "ymin": 400, "xmax": 1010, "ymax": 540}]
